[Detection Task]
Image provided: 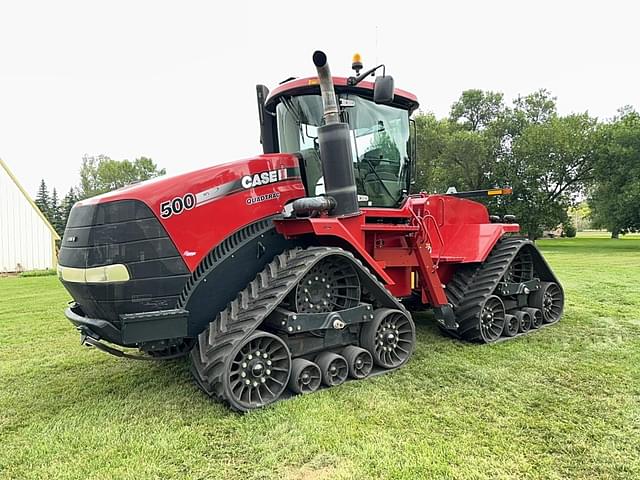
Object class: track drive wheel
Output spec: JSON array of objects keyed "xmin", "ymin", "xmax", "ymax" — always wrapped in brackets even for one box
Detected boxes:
[
  {"xmin": 529, "ymin": 282, "xmax": 564, "ymax": 324},
  {"xmin": 523, "ymin": 307, "xmax": 543, "ymax": 329},
  {"xmin": 502, "ymin": 314, "xmax": 519, "ymax": 337},
  {"xmin": 361, "ymin": 309, "xmax": 415, "ymax": 369},
  {"xmin": 341, "ymin": 346, "xmax": 373, "ymax": 379},
  {"xmin": 315, "ymin": 352, "xmax": 348, "ymax": 387},
  {"xmin": 287, "ymin": 358, "xmax": 321, "ymax": 394},
  {"xmin": 512, "ymin": 310, "xmax": 531, "ymax": 333},
  {"xmin": 294, "ymin": 256, "xmax": 360, "ymax": 313},
  {"xmin": 477, "ymin": 295, "xmax": 506, "ymax": 343},
  {"xmin": 223, "ymin": 330, "xmax": 291, "ymax": 411}
]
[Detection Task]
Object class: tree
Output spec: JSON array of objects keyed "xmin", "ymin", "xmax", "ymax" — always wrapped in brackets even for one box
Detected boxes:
[
  {"xmin": 415, "ymin": 90, "xmax": 505, "ymax": 195},
  {"xmin": 34, "ymin": 179, "xmax": 51, "ymax": 218},
  {"xmin": 59, "ymin": 187, "xmax": 79, "ymax": 234},
  {"xmin": 513, "ymin": 89, "xmax": 557, "ymax": 125},
  {"xmin": 439, "ymin": 129, "xmax": 495, "ymax": 191},
  {"xmin": 589, "ymin": 108, "xmax": 640, "ymax": 237},
  {"xmin": 79, "ymin": 155, "xmax": 166, "ymax": 199},
  {"xmin": 413, "ymin": 113, "xmax": 451, "ymax": 192},
  {"xmin": 414, "ymin": 89, "xmax": 599, "ymax": 239},
  {"xmin": 568, "ymin": 202, "xmax": 592, "ymax": 231},
  {"xmin": 450, "ymin": 89, "xmax": 505, "ymax": 131},
  {"xmin": 50, "ymin": 188, "xmax": 64, "ymax": 236},
  {"xmin": 494, "ymin": 114, "xmax": 598, "ymax": 238}
]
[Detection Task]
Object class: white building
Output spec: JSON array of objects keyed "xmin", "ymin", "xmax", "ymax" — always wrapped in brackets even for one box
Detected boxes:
[{"xmin": 0, "ymin": 158, "xmax": 60, "ymax": 272}]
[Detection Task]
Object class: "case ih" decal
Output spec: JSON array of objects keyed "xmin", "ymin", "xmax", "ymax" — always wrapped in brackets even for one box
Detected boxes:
[
  {"xmin": 241, "ymin": 168, "xmax": 288, "ymax": 189},
  {"xmin": 159, "ymin": 167, "xmax": 300, "ymax": 218}
]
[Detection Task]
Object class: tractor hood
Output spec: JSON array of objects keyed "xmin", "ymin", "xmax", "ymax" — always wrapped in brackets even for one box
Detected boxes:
[
  {"xmin": 58, "ymin": 153, "xmax": 305, "ymax": 323},
  {"xmin": 66, "ymin": 153, "xmax": 304, "ymax": 271}
]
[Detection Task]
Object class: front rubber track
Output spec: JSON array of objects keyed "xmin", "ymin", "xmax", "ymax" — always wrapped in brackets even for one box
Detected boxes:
[{"xmin": 190, "ymin": 246, "xmax": 407, "ymax": 411}]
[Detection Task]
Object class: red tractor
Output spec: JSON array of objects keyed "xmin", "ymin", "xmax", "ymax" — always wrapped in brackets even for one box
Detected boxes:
[{"xmin": 58, "ymin": 51, "xmax": 564, "ymax": 411}]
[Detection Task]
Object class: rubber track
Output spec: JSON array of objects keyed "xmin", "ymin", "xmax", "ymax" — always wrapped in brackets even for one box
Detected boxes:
[
  {"xmin": 190, "ymin": 246, "xmax": 407, "ymax": 410},
  {"xmin": 445, "ymin": 237, "xmax": 531, "ymax": 342}
]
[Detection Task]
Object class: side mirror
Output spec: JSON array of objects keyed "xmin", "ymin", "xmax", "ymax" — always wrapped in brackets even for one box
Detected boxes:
[{"xmin": 374, "ymin": 75, "xmax": 394, "ymax": 104}]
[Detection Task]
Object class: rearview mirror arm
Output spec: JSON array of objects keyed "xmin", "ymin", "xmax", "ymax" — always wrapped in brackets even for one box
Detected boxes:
[{"xmin": 347, "ymin": 64, "xmax": 386, "ymax": 86}]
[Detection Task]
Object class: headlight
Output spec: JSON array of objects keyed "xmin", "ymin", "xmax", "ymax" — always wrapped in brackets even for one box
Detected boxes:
[{"xmin": 57, "ymin": 264, "xmax": 130, "ymax": 283}]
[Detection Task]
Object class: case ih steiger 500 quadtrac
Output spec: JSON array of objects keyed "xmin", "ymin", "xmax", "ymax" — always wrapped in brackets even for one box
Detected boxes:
[{"xmin": 58, "ymin": 51, "xmax": 564, "ymax": 411}]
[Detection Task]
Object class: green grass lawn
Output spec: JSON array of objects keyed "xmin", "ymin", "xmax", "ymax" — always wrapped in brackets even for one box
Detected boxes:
[{"xmin": 1, "ymin": 235, "xmax": 639, "ymax": 480}]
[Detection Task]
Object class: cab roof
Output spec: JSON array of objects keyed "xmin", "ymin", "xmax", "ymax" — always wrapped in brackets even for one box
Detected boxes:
[{"xmin": 265, "ymin": 76, "xmax": 419, "ymax": 114}]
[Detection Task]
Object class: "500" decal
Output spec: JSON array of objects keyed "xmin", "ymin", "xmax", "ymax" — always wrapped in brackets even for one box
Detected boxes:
[{"xmin": 160, "ymin": 193, "xmax": 196, "ymax": 218}]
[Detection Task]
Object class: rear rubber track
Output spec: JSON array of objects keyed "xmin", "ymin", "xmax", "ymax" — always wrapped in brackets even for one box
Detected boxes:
[{"xmin": 446, "ymin": 236, "xmax": 533, "ymax": 342}]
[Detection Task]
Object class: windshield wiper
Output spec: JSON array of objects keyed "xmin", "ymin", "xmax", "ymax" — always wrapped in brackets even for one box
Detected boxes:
[{"xmin": 362, "ymin": 156, "xmax": 397, "ymax": 202}]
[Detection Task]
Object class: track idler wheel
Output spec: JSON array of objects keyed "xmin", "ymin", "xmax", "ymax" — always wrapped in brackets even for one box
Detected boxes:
[
  {"xmin": 341, "ymin": 345, "xmax": 373, "ymax": 379},
  {"xmin": 529, "ymin": 281, "xmax": 564, "ymax": 324},
  {"xmin": 523, "ymin": 307, "xmax": 543, "ymax": 329},
  {"xmin": 512, "ymin": 310, "xmax": 531, "ymax": 333},
  {"xmin": 477, "ymin": 295, "xmax": 506, "ymax": 343},
  {"xmin": 361, "ymin": 309, "xmax": 415, "ymax": 369},
  {"xmin": 315, "ymin": 352, "xmax": 348, "ymax": 387},
  {"xmin": 287, "ymin": 358, "xmax": 321, "ymax": 395},
  {"xmin": 502, "ymin": 313, "xmax": 519, "ymax": 337},
  {"xmin": 224, "ymin": 330, "xmax": 291, "ymax": 411}
]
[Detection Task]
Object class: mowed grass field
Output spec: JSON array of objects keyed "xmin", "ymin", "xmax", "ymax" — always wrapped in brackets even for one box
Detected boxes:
[{"xmin": 1, "ymin": 234, "xmax": 639, "ymax": 480}]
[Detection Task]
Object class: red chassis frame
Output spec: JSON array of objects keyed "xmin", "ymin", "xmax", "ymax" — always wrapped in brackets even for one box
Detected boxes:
[{"xmin": 274, "ymin": 195, "xmax": 519, "ymax": 307}]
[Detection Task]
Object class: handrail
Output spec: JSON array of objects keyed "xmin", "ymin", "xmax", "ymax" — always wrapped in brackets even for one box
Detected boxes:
[
  {"xmin": 422, "ymin": 214, "xmax": 445, "ymax": 251},
  {"xmin": 408, "ymin": 209, "xmax": 445, "ymax": 268}
]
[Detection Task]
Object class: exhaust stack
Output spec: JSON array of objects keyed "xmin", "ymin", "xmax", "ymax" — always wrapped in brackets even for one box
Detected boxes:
[{"xmin": 313, "ymin": 50, "xmax": 360, "ymax": 217}]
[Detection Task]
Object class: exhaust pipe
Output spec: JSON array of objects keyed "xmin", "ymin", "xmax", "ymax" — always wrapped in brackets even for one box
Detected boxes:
[
  {"xmin": 313, "ymin": 51, "xmax": 340, "ymax": 125},
  {"xmin": 312, "ymin": 50, "xmax": 360, "ymax": 217}
]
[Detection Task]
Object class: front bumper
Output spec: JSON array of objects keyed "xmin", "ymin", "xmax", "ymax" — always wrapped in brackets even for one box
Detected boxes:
[
  {"xmin": 65, "ymin": 303, "xmax": 123, "ymax": 344},
  {"xmin": 64, "ymin": 303, "xmax": 189, "ymax": 347}
]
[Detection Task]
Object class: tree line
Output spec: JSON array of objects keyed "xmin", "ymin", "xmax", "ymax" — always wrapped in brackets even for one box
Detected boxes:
[
  {"xmin": 35, "ymin": 155, "xmax": 165, "ymax": 237},
  {"xmin": 414, "ymin": 90, "xmax": 640, "ymax": 239}
]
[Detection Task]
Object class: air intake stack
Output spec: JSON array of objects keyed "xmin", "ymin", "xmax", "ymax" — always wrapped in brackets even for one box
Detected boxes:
[{"xmin": 313, "ymin": 50, "xmax": 360, "ymax": 217}]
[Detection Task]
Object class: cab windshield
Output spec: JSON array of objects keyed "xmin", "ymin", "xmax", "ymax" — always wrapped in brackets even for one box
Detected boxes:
[{"xmin": 276, "ymin": 94, "xmax": 410, "ymax": 207}]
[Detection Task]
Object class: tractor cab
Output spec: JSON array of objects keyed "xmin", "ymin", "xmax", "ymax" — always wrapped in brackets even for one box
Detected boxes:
[{"xmin": 256, "ymin": 58, "xmax": 419, "ymax": 208}]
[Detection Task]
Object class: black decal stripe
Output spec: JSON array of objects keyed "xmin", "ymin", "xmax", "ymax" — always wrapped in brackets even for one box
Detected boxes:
[{"xmin": 195, "ymin": 167, "xmax": 301, "ymax": 208}]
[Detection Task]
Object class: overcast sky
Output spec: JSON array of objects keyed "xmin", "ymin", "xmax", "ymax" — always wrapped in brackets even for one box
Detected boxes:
[{"xmin": 1, "ymin": 0, "xmax": 638, "ymax": 197}]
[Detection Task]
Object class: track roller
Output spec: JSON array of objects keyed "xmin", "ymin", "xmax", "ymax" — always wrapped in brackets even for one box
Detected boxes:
[
  {"xmin": 477, "ymin": 295, "xmax": 506, "ymax": 343},
  {"xmin": 512, "ymin": 310, "xmax": 531, "ymax": 333},
  {"xmin": 529, "ymin": 281, "xmax": 564, "ymax": 324},
  {"xmin": 315, "ymin": 352, "xmax": 348, "ymax": 387},
  {"xmin": 341, "ymin": 346, "xmax": 373, "ymax": 379},
  {"xmin": 502, "ymin": 313, "xmax": 519, "ymax": 337},
  {"xmin": 287, "ymin": 358, "xmax": 322, "ymax": 394},
  {"xmin": 523, "ymin": 307, "xmax": 543, "ymax": 329},
  {"xmin": 361, "ymin": 308, "xmax": 415, "ymax": 368}
]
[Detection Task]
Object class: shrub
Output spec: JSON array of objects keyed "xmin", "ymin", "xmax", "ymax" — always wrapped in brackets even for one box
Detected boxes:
[{"xmin": 563, "ymin": 222, "xmax": 577, "ymax": 238}]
